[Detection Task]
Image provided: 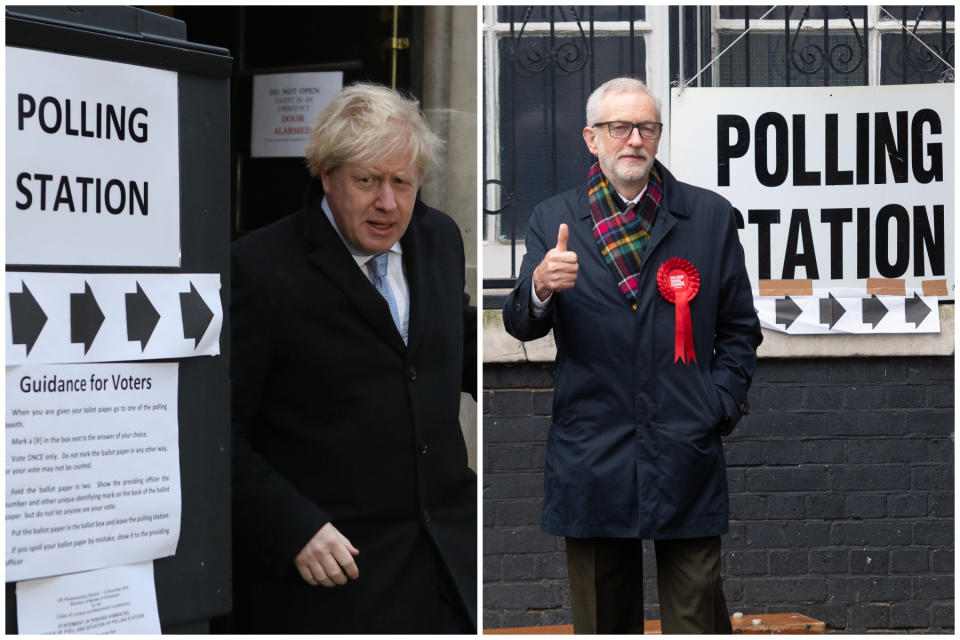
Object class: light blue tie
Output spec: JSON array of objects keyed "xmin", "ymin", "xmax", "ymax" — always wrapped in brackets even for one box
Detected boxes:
[{"xmin": 369, "ymin": 252, "xmax": 405, "ymax": 343}]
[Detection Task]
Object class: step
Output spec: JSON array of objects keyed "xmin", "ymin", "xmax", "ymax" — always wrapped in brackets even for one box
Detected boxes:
[{"xmin": 485, "ymin": 613, "xmax": 826, "ymax": 634}]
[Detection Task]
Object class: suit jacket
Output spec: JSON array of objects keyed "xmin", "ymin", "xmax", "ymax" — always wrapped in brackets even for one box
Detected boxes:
[
  {"xmin": 503, "ymin": 161, "xmax": 761, "ymax": 540},
  {"xmin": 229, "ymin": 181, "xmax": 477, "ymax": 633}
]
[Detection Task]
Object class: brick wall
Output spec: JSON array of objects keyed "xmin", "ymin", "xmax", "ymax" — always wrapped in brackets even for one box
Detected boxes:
[{"xmin": 483, "ymin": 357, "xmax": 954, "ymax": 633}]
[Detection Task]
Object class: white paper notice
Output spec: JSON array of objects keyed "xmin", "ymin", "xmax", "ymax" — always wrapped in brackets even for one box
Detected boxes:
[
  {"xmin": 16, "ymin": 561, "xmax": 161, "ymax": 634},
  {"xmin": 250, "ymin": 71, "xmax": 343, "ymax": 157},
  {"xmin": 6, "ymin": 363, "xmax": 181, "ymax": 582},
  {"xmin": 6, "ymin": 272, "xmax": 222, "ymax": 365},
  {"xmin": 6, "ymin": 47, "xmax": 181, "ymax": 267}
]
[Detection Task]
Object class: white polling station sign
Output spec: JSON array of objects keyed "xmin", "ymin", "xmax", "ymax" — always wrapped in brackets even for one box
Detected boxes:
[
  {"xmin": 670, "ymin": 84, "xmax": 953, "ymax": 334},
  {"xmin": 6, "ymin": 47, "xmax": 180, "ymax": 267}
]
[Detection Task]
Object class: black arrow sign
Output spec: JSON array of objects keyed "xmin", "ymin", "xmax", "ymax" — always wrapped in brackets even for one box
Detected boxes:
[
  {"xmin": 125, "ymin": 282, "xmax": 161, "ymax": 350},
  {"xmin": 818, "ymin": 293, "xmax": 846, "ymax": 329},
  {"xmin": 776, "ymin": 296, "xmax": 802, "ymax": 329},
  {"xmin": 904, "ymin": 292, "xmax": 932, "ymax": 327},
  {"xmin": 70, "ymin": 281, "xmax": 104, "ymax": 354},
  {"xmin": 862, "ymin": 294, "xmax": 889, "ymax": 329},
  {"xmin": 180, "ymin": 282, "xmax": 213, "ymax": 349},
  {"xmin": 10, "ymin": 283, "xmax": 48, "ymax": 355}
]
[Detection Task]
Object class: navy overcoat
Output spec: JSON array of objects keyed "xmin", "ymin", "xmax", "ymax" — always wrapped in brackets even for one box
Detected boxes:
[{"xmin": 503, "ymin": 161, "xmax": 762, "ymax": 539}]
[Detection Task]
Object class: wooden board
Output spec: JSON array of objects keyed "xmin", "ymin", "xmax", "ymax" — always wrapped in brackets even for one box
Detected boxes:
[{"xmin": 485, "ymin": 613, "xmax": 826, "ymax": 634}]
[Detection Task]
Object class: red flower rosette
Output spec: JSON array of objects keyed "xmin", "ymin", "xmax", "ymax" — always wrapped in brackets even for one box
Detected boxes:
[{"xmin": 657, "ymin": 258, "xmax": 700, "ymax": 364}]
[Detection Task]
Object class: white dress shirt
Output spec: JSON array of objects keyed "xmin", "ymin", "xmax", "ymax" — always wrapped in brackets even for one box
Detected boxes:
[
  {"xmin": 322, "ymin": 196, "xmax": 410, "ymax": 338},
  {"xmin": 531, "ymin": 185, "xmax": 647, "ymax": 317}
]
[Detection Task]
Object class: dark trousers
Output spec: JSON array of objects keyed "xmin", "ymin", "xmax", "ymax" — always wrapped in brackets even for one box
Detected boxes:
[{"xmin": 564, "ymin": 536, "xmax": 732, "ymax": 634}]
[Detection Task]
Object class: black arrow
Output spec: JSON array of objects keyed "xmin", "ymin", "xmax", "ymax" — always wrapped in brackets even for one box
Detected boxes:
[
  {"xmin": 775, "ymin": 296, "xmax": 802, "ymax": 329},
  {"xmin": 904, "ymin": 292, "xmax": 931, "ymax": 327},
  {"xmin": 818, "ymin": 293, "xmax": 846, "ymax": 329},
  {"xmin": 862, "ymin": 294, "xmax": 889, "ymax": 329},
  {"xmin": 70, "ymin": 282, "xmax": 104, "ymax": 354},
  {"xmin": 180, "ymin": 282, "xmax": 213, "ymax": 349},
  {"xmin": 125, "ymin": 282, "xmax": 161, "ymax": 350},
  {"xmin": 10, "ymin": 283, "xmax": 48, "ymax": 355}
]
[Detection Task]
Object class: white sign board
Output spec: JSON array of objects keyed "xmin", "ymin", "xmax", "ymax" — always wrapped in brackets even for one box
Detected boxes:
[
  {"xmin": 7, "ymin": 272, "xmax": 223, "ymax": 365},
  {"xmin": 16, "ymin": 561, "xmax": 162, "ymax": 634},
  {"xmin": 250, "ymin": 71, "xmax": 343, "ymax": 158},
  {"xmin": 6, "ymin": 47, "xmax": 180, "ymax": 267},
  {"xmin": 6, "ymin": 362, "xmax": 181, "ymax": 582},
  {"xmin": 670, "ymin": 84, "xmax": 953, "ymax": 334}
]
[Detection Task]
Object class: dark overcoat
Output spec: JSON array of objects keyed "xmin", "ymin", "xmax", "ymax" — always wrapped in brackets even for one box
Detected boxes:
[
  {"xmin": 503, "ymin": 161, "xmax": 761, "ymax": 540},
  {"xmin": 229, "ymin": 181, "xmax": 477, "ymax": 633}
]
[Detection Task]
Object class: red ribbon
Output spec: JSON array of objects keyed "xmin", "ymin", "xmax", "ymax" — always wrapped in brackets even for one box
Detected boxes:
[{"xmin": 657, "ymin": 258, "xmax": 700, "ymax": 364}]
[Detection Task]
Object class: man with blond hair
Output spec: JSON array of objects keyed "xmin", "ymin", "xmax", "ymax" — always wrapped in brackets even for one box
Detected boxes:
[
  {"xmin": 227, "ymin": 83, "xmax": 476, "ymax": 633},
  {"xmin": 503, "ymin": 77, "xmax": 761, "ymax": 633}
]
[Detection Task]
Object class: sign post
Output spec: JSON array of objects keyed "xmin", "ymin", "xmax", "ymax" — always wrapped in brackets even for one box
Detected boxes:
[{"xmin": 6, "ymin": 6, "xmax": 232, "ymax": 634}]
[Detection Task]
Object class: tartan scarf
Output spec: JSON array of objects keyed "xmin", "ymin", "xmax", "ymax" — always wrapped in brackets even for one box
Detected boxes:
[{"xmin": 588, "ymin": 162, "xmax": 663, "ymax": 309}]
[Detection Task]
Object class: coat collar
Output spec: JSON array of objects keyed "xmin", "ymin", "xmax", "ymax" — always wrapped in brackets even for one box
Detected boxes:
[
  {"xmin": 302, "ymin": 180, "xmax": 428, "ymax": 356},
  {"xmin": 656, "ymin": 161, "xmax": 692, "ymax": 220}
]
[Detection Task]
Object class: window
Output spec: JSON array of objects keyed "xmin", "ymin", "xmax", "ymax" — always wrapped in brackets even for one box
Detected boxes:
[{"xmin": 483, "ymin": 6, "xmax": 669, "ymax": 280}]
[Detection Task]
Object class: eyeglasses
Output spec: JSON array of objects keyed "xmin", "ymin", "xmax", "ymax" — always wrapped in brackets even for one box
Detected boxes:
[{"xmin": 593, "ymin": 121, "xmax": 663, "ymax": 140}]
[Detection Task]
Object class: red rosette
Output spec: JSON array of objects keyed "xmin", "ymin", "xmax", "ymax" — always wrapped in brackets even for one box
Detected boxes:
[{"xmin": 657, "ymin": 258, "xmax": 700, "ymax": 364}]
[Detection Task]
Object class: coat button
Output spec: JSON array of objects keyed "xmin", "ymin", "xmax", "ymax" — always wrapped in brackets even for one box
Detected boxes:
[
  {"xmin": 422, "ymin": 509, "xmax": 431, "ymax": 523},
  {"xmin": 408, "ymin": 365, "xmax": 416, "ymax": 381},
  {"xmin": 513, "ymin": 303, "xmax": 522, "ymax": 312},
  {"xmin": 418, "ymin": 441, "xmax": 428, "ymax": 455}
]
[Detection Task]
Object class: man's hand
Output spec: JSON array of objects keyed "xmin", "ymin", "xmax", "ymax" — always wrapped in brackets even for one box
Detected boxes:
[
  {"xmin": 533, "ymin": 223, "xmax": 579, "ymax": 301},
  {"xmin": 294, "ymin": 522, "xmax": 360, "ymax": 587}
]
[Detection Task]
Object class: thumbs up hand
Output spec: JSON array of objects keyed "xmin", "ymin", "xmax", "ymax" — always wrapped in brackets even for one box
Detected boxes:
[{"xmin": 533, "ymin": 223, "xmax": 579, "ymax": 301}]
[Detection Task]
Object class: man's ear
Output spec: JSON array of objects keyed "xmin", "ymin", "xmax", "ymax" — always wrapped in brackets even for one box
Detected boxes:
[
  {"xmin": 582, "ymin": 126, "xmax": 599, "ymax": 156},
  {"xmin": 319, "ymin": 165, "xmax": 333, "ymax": 192}
]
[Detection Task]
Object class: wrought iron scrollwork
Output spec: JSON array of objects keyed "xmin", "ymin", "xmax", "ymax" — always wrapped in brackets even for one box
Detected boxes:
[
  {"xmin": 912, "ymin": 40, "xmax": 954, "ymax": 74},
  {"xmin": 483, "ymin": 179, "xmax": 512, "ymax": 216},
  {"xmin": 510, "ymin": 6, "xmax": 591, "ymax": 75},
  {"xmin": 906, "ymin": 7, "xmax": 953, "ymax": 76},
  {"xmin": 883, "ymin": 37, "xmax": 954, "ymax": 81},
  {"xmin": 882, "ymin": 5, "xmax": 955, "ymax": 82},
  {"xmin": 789, "ymin": 6, "xmax": 866, "ymax": 76}
]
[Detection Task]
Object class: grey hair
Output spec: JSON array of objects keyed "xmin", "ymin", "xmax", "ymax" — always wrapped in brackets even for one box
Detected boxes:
[
  {"xmin": 585, "ymin": 77, "xmax": 662, "ymax": 125},
  {"xmin": 305, "ymin": 82, "xmax": 442, "ymax": 180}
]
